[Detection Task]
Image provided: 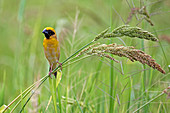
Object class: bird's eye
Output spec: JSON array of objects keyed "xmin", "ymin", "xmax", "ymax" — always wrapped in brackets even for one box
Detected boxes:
[{"xmin": 48, "ymin": 30, "xmax": 55, "ymax": 36}]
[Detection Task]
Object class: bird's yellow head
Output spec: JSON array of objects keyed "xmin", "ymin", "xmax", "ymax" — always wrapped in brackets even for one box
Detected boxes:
[{"xmin": 42, "ymin": 27, "xmax": 56, "ymax": 39}]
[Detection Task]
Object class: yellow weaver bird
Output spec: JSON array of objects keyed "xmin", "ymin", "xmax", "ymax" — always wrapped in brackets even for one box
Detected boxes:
[{"xmin": 42, "ymin": 27, "xmax": 62, "ymax": 78}]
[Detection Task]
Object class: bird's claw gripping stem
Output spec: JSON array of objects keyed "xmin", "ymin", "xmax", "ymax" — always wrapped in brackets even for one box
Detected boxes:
[
  {"xmin": 58, "ymin": 63, "xmax": 62, "ymax": 70},
  {"xmin": 57, "ymin": 61, "xmax": 62, "ymax": 70}
]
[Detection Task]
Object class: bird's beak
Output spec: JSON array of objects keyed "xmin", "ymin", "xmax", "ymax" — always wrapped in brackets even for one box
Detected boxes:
[
  {"xmin": 42, "ymin": 29, "xmax": 50, "ymax": 39},
  {"xmin": 42, "ymin": 29, "xmax": 48, "ymax": 34}
]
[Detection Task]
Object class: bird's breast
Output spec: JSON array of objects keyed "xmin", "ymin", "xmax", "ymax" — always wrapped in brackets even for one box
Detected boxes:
[{"xmin": 43, "ymin": 38, "xmax": 60, "ymax": 64}]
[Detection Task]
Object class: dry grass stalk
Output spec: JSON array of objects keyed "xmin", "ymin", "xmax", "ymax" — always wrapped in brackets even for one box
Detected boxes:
[
  {"xmin": 126, "ymin": 6, "xmax": 154, "ymax": 26},
  {"xmin": 126, "ymin": 8, "xmax": 139, "ymax": 24},
  {"xmin": 28, "ymin": 75, "xmax": 41, "ymax": 113},
  {"xmin": 163, "ymin": 86, "xmax": 170, "ymax": 99},
  {"xmin": 77, "ymin": 43, "xmax": 165, "ymax": 74},
  {"xmin": 94, "ymin": 25, "xmax": 158, "ymax": 41}
]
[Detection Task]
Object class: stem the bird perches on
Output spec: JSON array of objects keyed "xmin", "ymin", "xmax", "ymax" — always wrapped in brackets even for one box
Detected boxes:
[{"xmin": 51, "ymin": 40, "xmax": 95, "ymax": 74}]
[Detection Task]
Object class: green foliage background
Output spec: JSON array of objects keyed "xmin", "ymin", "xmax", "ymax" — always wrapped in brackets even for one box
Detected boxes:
[{"xmin": 0, "ymin": 0, "xmax": 170, "ymax": 112}]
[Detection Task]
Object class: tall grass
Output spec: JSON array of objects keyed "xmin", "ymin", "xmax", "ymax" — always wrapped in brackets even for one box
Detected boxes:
[
  {"xmin": 109, "ymin": 0, "xmax": 114, "ymax": 113},
  {"xmin": 0, "ymin": 71, "xmax": 5, "ymax": 107},
  {"xmin": 0, "ymin": 0, "xmax": 170, "ymax": 113}
]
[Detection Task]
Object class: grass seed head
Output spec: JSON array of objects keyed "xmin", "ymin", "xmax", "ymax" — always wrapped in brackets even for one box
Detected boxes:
[
  {"xmin": 76, "ymin": 43, "xmax": 100, "ymax": 57},
  {"xmin": 94, "ymin": 27, "xmax": 110, "ymax": 41},
  {"xmin": 95, "ymin": 25, "xmax": 158, "ymax": 41},
  {"xmin": 78, "ymin": 43, "xmax": 165, "ymax": 74}
]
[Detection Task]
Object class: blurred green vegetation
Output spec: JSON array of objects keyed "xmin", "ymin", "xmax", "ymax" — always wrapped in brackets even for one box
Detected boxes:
[{"xmin": 0, "ymin": 0, "xmax": 170, "ymax": 112}]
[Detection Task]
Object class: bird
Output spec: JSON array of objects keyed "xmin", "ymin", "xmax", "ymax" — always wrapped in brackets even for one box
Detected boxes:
[{"xmin": 42, "ymin": 27, "xmax": 62, "ymax": 78}]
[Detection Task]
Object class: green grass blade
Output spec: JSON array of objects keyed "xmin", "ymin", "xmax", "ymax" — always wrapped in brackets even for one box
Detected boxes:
[
  {"xmin": 19, "ymin": 76, "xmax": 48, "ymax": 113},
  {"xmin": 57, "ymin": 86, "xmax": 62, "ymax": 113},
  {"xmin": 72, "ymin": 91, "xmax": 83, "ymax": 113},
  {"xmin": 152, "ymin": 28, "xmax": 170, "ymax": 72},
  {"xmin": 0, "ymin": 71, "xmax": 5, "ymax": 106},
  {"xmin": 18, "ymin": 0, "xmax": 26, "ymax": 23},
  {"xmin": 49, "ymin": 77, "xmax": 57, "ymax": 113},
  {"xmin": 133, "ymin": 92, "xmax": 165, "ymax": 113}
]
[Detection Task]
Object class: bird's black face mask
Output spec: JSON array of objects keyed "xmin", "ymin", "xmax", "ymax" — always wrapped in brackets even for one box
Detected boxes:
[{"xmin": 42, "ymin": 29, "xmax": 55, "ymax": 39}]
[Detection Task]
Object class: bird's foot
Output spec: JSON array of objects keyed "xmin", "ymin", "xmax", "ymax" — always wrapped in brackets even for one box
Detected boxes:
[
  {"xmin": 57, "ymin": 61, "xmax": 62, "ymax": 70},
  {"xmin": 48, "ymin": 71, "xmax": 52, "ymax": 79},
  {"xmin": 58, "ymin": 63, "xmax": 62, "ymax": 70}
]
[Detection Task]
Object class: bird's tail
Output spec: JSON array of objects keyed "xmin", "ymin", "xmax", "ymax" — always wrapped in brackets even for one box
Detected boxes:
[{"xmin": 54, "ymin": 71, "xmax": 57, "ymax": 78}]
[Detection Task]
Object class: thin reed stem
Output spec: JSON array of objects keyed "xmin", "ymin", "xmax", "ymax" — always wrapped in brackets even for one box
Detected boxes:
[
  {"xmin": 133, "ymin": 92, "xmax": 165, "ymax": 113},
  {"xmin": 3, "ymin": 75, "xmax": 48, "ymax": 112},
  {"xmin": 19, "ymin": 76, "xmax": 48, "ymax": 113},
  {"xmin": 153, "ymin": 28, "xmax": 170, "ymax": 72},
  {"xmin": 52, "ymin": 40, "xmax": 95, "ymax": 74}
]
